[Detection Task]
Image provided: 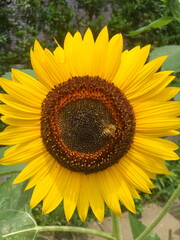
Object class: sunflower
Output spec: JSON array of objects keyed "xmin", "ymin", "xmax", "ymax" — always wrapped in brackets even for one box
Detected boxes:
[{"xmin": 0, "ymin": 27, "xmax": 179, "ymax": 222}]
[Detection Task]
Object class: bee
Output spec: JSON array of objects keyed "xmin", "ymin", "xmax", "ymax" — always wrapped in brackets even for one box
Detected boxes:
[{"xmin": 101, "ymin": 120, "xmax": 116, "ymax": 137}]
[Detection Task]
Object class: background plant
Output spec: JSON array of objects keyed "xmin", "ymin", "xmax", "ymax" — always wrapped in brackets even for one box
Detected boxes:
[{"xmin": 0, "ymin": 0, "xmax": 74, "ymax": 76}]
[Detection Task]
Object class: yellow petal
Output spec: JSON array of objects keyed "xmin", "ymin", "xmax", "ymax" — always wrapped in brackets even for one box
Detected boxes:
[
  {"xmin": 0, "ymin": 93, "xmax": 40, "ymax": 113},
  {"xmin": 13, "ymin": 151, "xmax": 53, "ymax": 183},
  {"xmin": 97, "ymin": 169, "xmax": 122, "ymax": 216},
  {"xmin": 77, "ymin": 174, "xmax": 90, "ymax": 221},
  {"xmin": 63, "ymin": 171, "xmax": 81, "ymax": 221},
  {"xmin": 12, "ymin": 68, "xmax": 48, "ymax": 95},
  {"xmin": 89, "ymin": 174, "xmax": 104, "ymax": 222},
  {"xmin": 133, "ymin": 136, "xmax": 179, "ymax": 160},
  {"xmin": 0, "ymin": 78, "xmax": 42, "ymax": 107},
  {"xmin": 0, "ymin": 125, "xmax": 40, "ymax": 145},
  {"xmin": 42, "ymin": 162, "xmax": 63, "ymax": 214},
  {"xmin": 113, "ymin": 45, "xmax": 150, "ymax": 89}
]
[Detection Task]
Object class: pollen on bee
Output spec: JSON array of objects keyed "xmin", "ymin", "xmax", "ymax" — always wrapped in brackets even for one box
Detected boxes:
[{"xmin": 101, "ymin": 120, "xmax": 117, "ymax": 138}]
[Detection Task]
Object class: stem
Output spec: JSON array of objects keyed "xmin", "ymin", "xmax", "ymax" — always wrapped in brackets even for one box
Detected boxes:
[
  {"xmin": 3, "ymin": 226, "xmax": 115, "ymax": 240},
  {"xmin": 111, "ymin": 212, "xmax": 122, "ymax": 240},
  {"xmin": 136, "ymin": 184, "xmax": 180, "ymax": 240}
]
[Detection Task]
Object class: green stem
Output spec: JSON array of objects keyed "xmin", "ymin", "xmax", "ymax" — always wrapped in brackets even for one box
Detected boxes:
[
  {"xmin": 136, "ymin": 184, "xmax": 180, "ymax": 240},
  {"xmin": 111, "ymin": 212, "xmax": 122, "ymax": 240},
  {"xmin": 3, "ymin": 226, "xmax": 115, "ymax": 240}
]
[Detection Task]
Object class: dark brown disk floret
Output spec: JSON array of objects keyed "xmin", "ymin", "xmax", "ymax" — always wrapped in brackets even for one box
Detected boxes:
[{"xmin": 41, "ymin": 76, "xmax": 135, "ymax": 174}]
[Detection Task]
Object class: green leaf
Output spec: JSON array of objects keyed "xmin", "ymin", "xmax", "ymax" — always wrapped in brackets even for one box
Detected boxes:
[
  {"xmin": 0, "ymin": 146, "xmax": 26, "ymax": 176},
  {"xmin": 0, "ymin": 164, "xmax": 25, "ymax": 177},
  {"xmin": 0, "ymin": 176, "xmax": 37, "ymax": 240},
  {"xmin": 169, "ymin": 0, "xmax": 180, "ymax": 22},
  {"xmin": 128, "ymin": 25, "xmax": 150, "ymax": 36},
  {"xmin": 20, "ymin": 69, "xmax": 36, "ymax": 78},
  {"xmin": 148, "ymin": 17, "xmax": 174, "ymax": 28},
  {"xmin": 128, "ymin": 17, "xmax": 174, "ymax": 36},
  {"xmin": 174, "ymin": 92, "xmax": 180, "ymax": 101},
  {"xmin": 1, "ymin": 72, "xmax": 12, "ymax": 80},
  {"xmin": 149, "ymin": 45, "xmax": 180, "ymax": 72},
  {"xmin": 1, "ymin": 210, "xmax": 37, "ymax": 240},
  {"xmin": 128, "ymin": 213, "xmax": 161, "ymax": 240}
]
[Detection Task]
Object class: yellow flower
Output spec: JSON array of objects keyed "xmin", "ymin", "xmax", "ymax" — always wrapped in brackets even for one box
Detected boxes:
[{"xmin": 0, "ymin": 27, "xmax": 179, "ymax": 222}]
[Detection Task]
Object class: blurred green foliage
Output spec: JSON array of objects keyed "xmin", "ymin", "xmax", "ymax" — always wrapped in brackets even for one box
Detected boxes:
[
  {"xmin": 108, "ymin": 0, "xmax": 180, "ymax": 48},
  {"xmin": 0, "ymin": 0, "xmax": 74, "ymax": 75}
]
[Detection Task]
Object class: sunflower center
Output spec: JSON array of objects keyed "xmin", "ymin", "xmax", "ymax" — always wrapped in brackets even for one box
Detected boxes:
[
  {"xmin": 58, "ymin": 98, "xmax": 115, "ymax": 153},
  {"xmin": 41, "ymin": 76, "xmax": 135, "ymax": 174}
]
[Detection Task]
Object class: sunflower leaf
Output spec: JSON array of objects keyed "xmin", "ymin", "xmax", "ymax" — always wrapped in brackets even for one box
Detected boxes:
[
  {"xmin": 128, "ymin": 213, "xmax": 161, "ymax": 240},
  {"xmin": 0, "ymin": 164, "xmax": 26, "ymax": 177},
  {"xmin": 20, "ymin": 69, "xmax": 36, "ymax": 78},
  {"xmin": 174, "ymin": 92, "xmax": 180, "ymax": 101},
  {"xmin": 0, "ymin": 175, "xmax": 38, "ymax": 240},
  {"xmin": 149, "ymin": 45, "xmax": 180, "ymax": 73},
  {"xmin": 128, "ymin": 17, "xmax": 174, "ymax": 36},
  {"xmin": 1, "ymin": 72, "xmax": 12, "ymax": 80}
]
